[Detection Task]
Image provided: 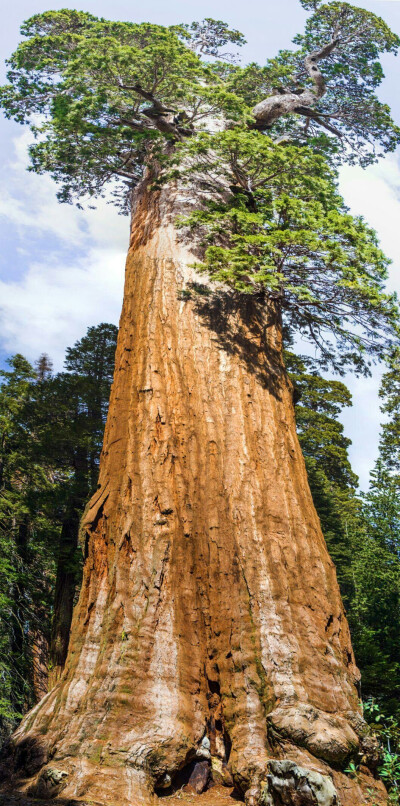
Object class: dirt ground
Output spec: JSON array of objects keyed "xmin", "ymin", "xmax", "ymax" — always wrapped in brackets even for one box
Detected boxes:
[
  {"xmin": 160, "ymin": 787, "xmax": 242, "ymax": 805},
  {"xmin": 0, "ymin": 786, "xmax": 243, "ymax": 806}
]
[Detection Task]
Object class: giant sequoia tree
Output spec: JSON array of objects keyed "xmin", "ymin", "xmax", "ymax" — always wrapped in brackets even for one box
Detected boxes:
[{"xmin": 1, "ymin": 3, "xmax": 400, "ymax": 805}]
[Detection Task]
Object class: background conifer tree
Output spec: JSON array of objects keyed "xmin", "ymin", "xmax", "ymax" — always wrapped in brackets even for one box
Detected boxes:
[{"xmin": 0, "ymin": 324, "xmax": 117, "ymax": 740}]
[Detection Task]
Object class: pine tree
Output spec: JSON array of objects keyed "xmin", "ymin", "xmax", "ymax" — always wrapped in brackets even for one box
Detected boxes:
[
  {"xmin": 286, "ymin": 350, "xmax": 360, "ymax": 605},
  {"xmin": 40, "ymin": 324, "xmax": 118, "ymax": 678},
  {"xmin": 0, "ymin": 356, "xmax": 56, "ymax": 740},
  {"xmin": 287, "ymin": 349, "xmax": 400, "ymax": 720},
  {"xmin": 0, "ymin": 325, "xmax": 117, "ymax": 741},
  {"xmin": 348, "ymin": 350, "xmax": 400, "ymax": 716}
]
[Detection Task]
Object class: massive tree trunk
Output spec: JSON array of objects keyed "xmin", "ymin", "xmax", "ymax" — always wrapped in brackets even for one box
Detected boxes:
[{"xmin": 1, "ymin": 174, "xmax": 387, "ymax": 806}]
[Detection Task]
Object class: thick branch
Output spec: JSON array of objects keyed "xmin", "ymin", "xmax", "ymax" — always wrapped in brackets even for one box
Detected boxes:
[
  {"xmin": 251, "ymin": 36, "xmax": 339, "ymax": 130},
  {"xmin": 118, "ymin": 81, "xmax": 183, "ymax": 139},
  {"xmin": 304, "ymin": 38, "xmax": 339, "ymax": 99},
  {"xmin": 118, "ymin": 81, "xmax": 173, "ymax": 112}
]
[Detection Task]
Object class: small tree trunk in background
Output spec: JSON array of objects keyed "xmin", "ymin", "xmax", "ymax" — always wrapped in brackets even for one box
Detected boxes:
[
  {"xmin": 3, "ymin": 176, "xmax": 387, "ymax": 806},
  {"xmin": 50, "ymin": 444, "xmax": 90, "ymax": 684},
  {"xmin": 10, "ymin": 517, "xmax": 31, "ymax": 713},
  {"xmin": 49, "ymin": 513, "xmax": 80, "ymax": 684}
]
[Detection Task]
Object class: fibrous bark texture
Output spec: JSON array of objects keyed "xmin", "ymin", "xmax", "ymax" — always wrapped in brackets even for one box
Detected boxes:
[{"xmin": 1, "ymin": 176, "xmax": 387, "ymax": 806}]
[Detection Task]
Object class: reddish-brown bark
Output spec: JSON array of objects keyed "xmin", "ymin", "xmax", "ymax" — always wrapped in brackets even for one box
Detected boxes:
[{"xmin": 1, "ymin": 176, "xmax": 387, "ymax": 806}]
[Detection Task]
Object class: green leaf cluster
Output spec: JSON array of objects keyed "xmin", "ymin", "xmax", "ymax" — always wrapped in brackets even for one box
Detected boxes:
[
  {"xmin": 0, "ymin": 7, "xmax": 399, "ymax": 373},
  {"xmin": 292, "ymin": 2, "xmax": 400, "ymax": 163},
  {"xmin": 346, "ymin": 356, "xmax": 400, "ymax": 716}
]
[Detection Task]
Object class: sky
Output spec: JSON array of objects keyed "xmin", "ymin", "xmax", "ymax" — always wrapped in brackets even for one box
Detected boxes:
[{"xmin": 1, "ymin": 0, "xmax": 400, "ymax": 489}]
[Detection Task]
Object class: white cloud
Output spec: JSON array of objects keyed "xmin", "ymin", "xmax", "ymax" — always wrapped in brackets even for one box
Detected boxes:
[
  {"xmin": 0, "ymin": 131, "xmax": 86, "ymax": 246},
  {"xmin": 0, "ymin": 247, "xmax": 125, "ymax": 367},
  {"xmin": 0, "ymin": 130, "xmax": 129, "ymax": 250},
  {"xmin": 338, "ymin": 154, "xmax": 400, "ymax": 488},
  {"xmin": 339, "ymin": 156, "xmax": 400, "ymax": 295},
  {"xmin": 0, "ymin": 132, "xmax": 128, "ymax": 367}
]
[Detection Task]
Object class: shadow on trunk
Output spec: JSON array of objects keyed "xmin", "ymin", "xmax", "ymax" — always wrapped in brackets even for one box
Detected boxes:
[{"xmin": 180, "ymin": 284, "xmax": 285, "ymax": 400}]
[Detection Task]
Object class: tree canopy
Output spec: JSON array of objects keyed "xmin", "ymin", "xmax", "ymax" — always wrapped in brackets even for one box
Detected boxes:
[
  {"xmin": 1, "ymin": 3, "xmax": 399, "ymax": 202},
  {"xmin": 1, "ymin": 3, "xmax": 399, "ymax": 373}
]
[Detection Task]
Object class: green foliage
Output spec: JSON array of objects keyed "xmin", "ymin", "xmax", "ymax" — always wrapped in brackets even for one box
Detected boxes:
[
  {"xmin": 178, "ymin": 130, "xmax": 398, "ymax": 373},
  {"xmin": 292, "ymin": 2, "xmax": 400, "ymax": 163},
  {"xmin": 34, "ymin": 323, "xmax": 118, "ymax": 489},
  {"xmin": 379, "ymin": 347, "xmax": 400, "ymax": 475},
  {"xmin": 300, "ymin": 0, "xmax": 323, "ymax": 9},
  {"xmin": 286, "ymin": 349, "xmax": 360, "ymax": 605},
  {"xmin": 174, "ymin": 18, "xmax": 246, "ymax": 60},
  {"xmin": 286, "ymin": 351, "xmax": 355, "ymax": 485},
  {"xmin": 364, "ymin": 699, "xmax": 400, "ymax": 802},
  {"xmin": 0, "ymin": 6, "xmax": 398, "ymax": 372},
  {"xmin": 0, "ymin": 11, "xmax": 223, "ymax": 209},
  {"xmin": 0, "ymin": 355, "xmax": 57, "ymax": 739},
  {"xmin": 31, "ymin": 324, "xmax": 118, "ymax": 668},
  {"xmin": 294, "ymin": 341, "xmax": 400, "ymax": 721},
  {"xmin": 346, "ymin": 517, "xmax": 400, "ymax": 713},
  {"xmin": 346, "ymin": 358, "xmax": 400, "ymax": 714},
  {"xmin": 288, "ymin": 347, "xmax": 400, "ymax": 723},
  {"xmin": 0, "ymin": 3, "xmax": 398, "ymax": 212}
]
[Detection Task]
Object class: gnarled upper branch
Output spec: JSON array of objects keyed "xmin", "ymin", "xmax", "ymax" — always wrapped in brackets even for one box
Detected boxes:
[{"xmin": 251, "ymin": 36, "xmax": 339, "ymax": 132}]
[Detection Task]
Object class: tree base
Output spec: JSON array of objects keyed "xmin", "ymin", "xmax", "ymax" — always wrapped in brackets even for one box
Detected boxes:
[{"xmin": 1, "ymin": 742, "xmax": 388, "ymax": 806}]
